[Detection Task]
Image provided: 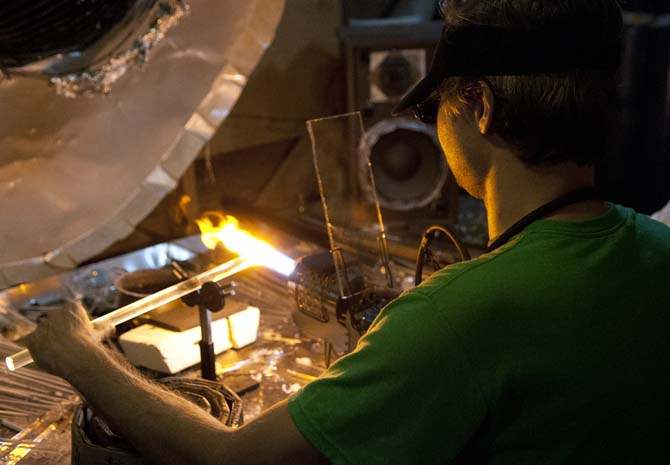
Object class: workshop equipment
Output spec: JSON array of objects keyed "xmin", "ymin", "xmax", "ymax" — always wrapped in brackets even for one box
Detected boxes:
[
  {"xmin": 6, "ymin": 257, "xmax": 252, "ymax": 371},
  {"xmin": 0, "ymin": 0, "xmax": 286, "ymax": 289},
  {"xmin": 182, "ymin": 281, "xmax": 237, "ymax": 380},
  {"xmin": 119, "ymin": 279, "xmax": 260, "ymax": 378},
  {"xmin": 8, "ymin": 214, "xmax": 297, "ymax": 371},
  {"xmin": 289, "ymin": 112, "xmax": 407, "ymax": 359}
]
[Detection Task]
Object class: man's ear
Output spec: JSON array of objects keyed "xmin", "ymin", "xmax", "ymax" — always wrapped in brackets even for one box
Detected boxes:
[{"xmin": 474, "ymin": 82, "xmax": 495, "ymax": 135}]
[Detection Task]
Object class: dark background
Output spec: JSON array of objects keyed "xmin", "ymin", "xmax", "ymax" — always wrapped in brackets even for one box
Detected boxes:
[{"xmin": 622, "ymin": 0, "xmax": 670, "ymax": 14}]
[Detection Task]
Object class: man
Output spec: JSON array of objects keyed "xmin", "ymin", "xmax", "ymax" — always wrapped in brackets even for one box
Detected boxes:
[{"xmin": 25, "ymin": 0, "xmax": 670, "ymax": 464}]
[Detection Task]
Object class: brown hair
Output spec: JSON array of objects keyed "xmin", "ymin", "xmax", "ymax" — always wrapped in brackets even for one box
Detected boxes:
[{"xmin": 439, "ymin": 0, "xmax": 623, "ymax": 166}]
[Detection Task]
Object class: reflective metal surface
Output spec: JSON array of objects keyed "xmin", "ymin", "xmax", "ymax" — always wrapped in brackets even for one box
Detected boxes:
[{"xmin": 0, "ymin": 0, "xmax": 285, "ymax": 288}]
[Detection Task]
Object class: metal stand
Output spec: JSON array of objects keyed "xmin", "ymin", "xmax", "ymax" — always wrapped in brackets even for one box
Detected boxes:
[{"xmin": 182, "ymin": 281, "xmax": 235, "ymax": 381}]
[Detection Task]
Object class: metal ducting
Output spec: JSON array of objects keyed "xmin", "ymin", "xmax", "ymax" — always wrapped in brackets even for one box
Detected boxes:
[
  {"xmin": 0, "ymin": 0, "xmax": 285, "ymax": 288},
  {"xmin": 0, "ymin": 0, "xmax": 137, "ymax": 69}
]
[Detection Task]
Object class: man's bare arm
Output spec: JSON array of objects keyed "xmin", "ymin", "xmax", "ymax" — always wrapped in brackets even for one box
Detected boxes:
[{"xmin": 25, "ymin": 305, "xmax": 328, "ymax": 465}]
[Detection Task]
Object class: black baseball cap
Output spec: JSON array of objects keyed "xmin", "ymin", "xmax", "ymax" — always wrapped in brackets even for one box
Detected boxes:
[{"xmin": 392, "ymin": 25, "xmax": 622, "ymax": 123}]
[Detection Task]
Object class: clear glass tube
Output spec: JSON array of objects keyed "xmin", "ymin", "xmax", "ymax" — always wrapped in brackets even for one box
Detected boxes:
[{"xmin": 6, "ymin": 256, "xmax": 253, "ymax": 371}]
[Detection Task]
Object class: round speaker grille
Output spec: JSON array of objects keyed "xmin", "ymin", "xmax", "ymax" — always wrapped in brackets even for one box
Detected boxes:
[
  {"xmin": 371, "ymin": 53, "xmax": 418, "ymax": 98},
  {"xmin": 360, "ymin": 119, "xmax": 448, "ymax": 211}
]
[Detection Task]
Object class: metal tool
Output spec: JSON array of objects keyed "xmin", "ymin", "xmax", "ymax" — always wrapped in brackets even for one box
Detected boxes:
[{"xmin": 182, "ymin": 281, "xmax": 236, "ymax": 381}]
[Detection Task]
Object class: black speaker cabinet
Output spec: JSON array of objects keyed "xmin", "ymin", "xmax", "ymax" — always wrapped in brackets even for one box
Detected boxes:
[{"xmin": 340, "ymin": 20, "xmax": 459, "ymax": 224}]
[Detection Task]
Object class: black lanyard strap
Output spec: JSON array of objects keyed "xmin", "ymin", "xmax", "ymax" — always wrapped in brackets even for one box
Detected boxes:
[{"xmin": 485, "ymin": 187, "xmax": 600, "ymax": 253}]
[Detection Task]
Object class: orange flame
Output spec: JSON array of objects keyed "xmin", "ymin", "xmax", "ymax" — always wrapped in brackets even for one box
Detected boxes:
[{"xmin": 195, "ymin": 212, "xmax": 295, "ymax": 276}]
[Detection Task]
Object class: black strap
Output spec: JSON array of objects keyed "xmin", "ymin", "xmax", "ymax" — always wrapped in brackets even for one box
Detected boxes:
[{"xmin": 485, "ymin": 187, "xmax": 600, "ymax": 253}]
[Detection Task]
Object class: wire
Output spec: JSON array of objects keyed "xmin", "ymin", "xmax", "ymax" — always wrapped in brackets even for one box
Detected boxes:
[{"xmin": 414, "ymin": 225, "xmax": 471, "ymax": 285}]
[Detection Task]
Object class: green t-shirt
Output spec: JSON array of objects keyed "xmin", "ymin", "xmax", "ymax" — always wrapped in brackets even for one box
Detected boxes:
[{"xmin": 288, "ymin": 205, "xmax": 670, "ymax": 464}]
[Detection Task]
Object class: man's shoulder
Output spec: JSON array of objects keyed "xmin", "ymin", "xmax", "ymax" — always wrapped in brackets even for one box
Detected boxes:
[
  {"xmin": 413, "ymin": 237, "xmax": 527, "ymax": 304},
  {"xmin": 405, "ymin": 203, "xmax": 670, "ymax": 318},
  {"xmin": 610, "ymin": 204, "xmax": 670, "ymax": 258},
  {"xmin": 637, "ymin": 205, "xmax": 670, "ymax": 240}
]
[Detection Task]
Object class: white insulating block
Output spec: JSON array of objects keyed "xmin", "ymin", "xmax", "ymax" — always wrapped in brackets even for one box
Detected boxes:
[
  {"xmin": 227, "ymin": 306, "xmax": 260, "ymax": 349},
  {"xmin": 119, "ymin": 318, "xmax": 233, "ymax": 374}
]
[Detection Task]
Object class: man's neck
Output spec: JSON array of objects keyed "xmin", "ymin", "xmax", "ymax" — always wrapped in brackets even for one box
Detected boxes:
[{"xmin": 482, "ymin": 158, "xmax": 606, "ymax": 242}]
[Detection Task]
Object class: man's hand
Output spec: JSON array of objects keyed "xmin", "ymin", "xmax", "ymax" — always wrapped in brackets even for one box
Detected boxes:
[
  {"xmin": 21, "ymin": 301, "xmax": 325, "ymax": 465},
  {"xmin": 23, "ymin": 302, "xmax": 112, "ymax": 380}
]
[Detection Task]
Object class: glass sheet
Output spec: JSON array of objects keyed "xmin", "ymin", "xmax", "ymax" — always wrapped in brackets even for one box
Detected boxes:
[{"xmin": 307, "ymin": 112, "xmax": 393, "ymax": 298}]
